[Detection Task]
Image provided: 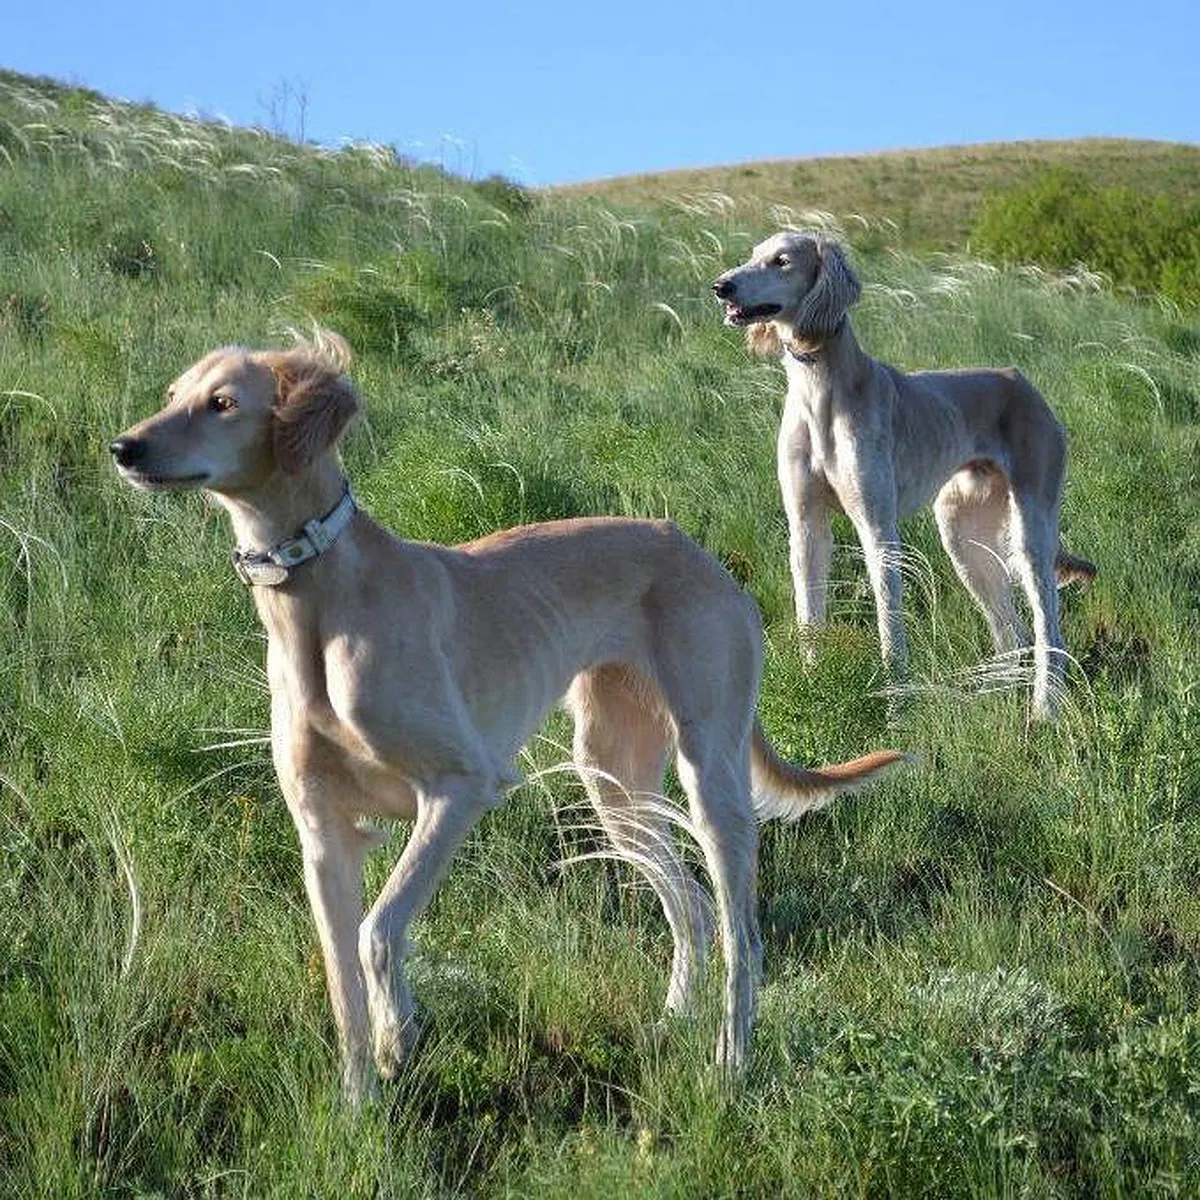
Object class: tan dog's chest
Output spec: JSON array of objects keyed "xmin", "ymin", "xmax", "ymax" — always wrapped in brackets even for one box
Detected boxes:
[{"xmin": 266, "ymin": 630, "xmax": 424, "ymax": 822}]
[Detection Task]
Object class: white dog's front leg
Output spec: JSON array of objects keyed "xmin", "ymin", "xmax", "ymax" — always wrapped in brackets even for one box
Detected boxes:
[
  {"xmin": 778, "ymin": 427, "xmax": 833, "ymax": 660},
  {"xmin": 852, "ymin": 515, "xmax": 909, "ymax": 675},
  {"xmin": 358, "ymin": 773, "xmax": 496, "ymax": 1079},
  {"xmin": 790, "ymin": 517, "xmax": 833, "ymax": 661}
]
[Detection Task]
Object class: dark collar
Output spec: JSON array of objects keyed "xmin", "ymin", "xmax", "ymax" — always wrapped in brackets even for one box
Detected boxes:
[
  {"xmin": 783, "ymin": 317, "xmax": 846, "ymax": 364},
  {"xmin": 785, "ymin": 342, "xmax": 825, "ymax": 364},
  {"xmin": 231, "ymin": 486, "xmax": 356, "ymax": 587}
]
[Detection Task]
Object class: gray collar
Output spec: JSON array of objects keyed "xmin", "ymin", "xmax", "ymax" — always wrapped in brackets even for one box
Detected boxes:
[{"xmin": 231, "ymin": 487, "xmax": 356, "ymax": 587}]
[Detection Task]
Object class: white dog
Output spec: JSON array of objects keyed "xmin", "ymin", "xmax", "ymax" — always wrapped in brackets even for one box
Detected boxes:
[
  {"xmin": 109, "ymin": 333, "xmax": 904, "ymax": 1102},
  {"xmin": 713, "ymin": 231, "xmax": 1095, "ymax": 719}
]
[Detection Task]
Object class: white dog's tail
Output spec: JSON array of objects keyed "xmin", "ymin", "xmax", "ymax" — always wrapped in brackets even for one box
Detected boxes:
[{"xmin": 749, "ymin": 719, "xmax": 907, "ymax": 822}]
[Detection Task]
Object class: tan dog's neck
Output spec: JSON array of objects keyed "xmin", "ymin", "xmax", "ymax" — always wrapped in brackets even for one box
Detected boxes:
[{"xmin": 212, "ymin": 456, "xmax": 349, "ymax": 556}]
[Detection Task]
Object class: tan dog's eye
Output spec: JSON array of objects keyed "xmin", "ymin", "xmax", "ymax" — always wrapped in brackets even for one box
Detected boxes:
[{"xmin": 209, "ymin": 394, "xmax": 236, "ymax": 413}]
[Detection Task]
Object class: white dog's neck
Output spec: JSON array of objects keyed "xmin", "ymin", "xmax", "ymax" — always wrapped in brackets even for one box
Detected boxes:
[
  {"xmin": 212, "ymin": 457, "xmax": 350, "ymax": 557},
  {"xmin": 778, "ymin": 317, "xmax": 866, "ymax": 399}
]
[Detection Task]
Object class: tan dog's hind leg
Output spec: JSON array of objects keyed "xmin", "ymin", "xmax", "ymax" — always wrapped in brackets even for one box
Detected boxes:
[
  {"xmin": 569, "ymin": 667, "xmax": 712, "ymax": 1015},
  {"xmin": 675, "ymin": 733, "xmax": 760, "ymax": 1073},
  {"xmin": 651, "ymin": 589, "xmax": 764, "ymax": 1073}
]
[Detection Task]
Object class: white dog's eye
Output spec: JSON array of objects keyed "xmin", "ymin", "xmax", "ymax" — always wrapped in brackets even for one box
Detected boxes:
[
  {"xmin": 773, "ymin": 254, "xmax": 789, "ymax": 268},
  {"xmin": 209, "ymin": 394, "xmax": 236, "ymax": 413}
]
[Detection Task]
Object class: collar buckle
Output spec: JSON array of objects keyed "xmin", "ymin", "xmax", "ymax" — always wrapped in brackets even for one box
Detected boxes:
[
  {"xmin": 232, "ymin": 487, "xmax": 355, "ymax": 588},
  {"xmin": 232, "ymin": 553, "xmax": 291, "ymax": 587}
]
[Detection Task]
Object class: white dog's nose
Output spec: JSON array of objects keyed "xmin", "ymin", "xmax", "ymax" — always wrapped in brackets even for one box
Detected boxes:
[{"xmin": 712, "ymin": 277, "xmax": 736, "ymax": 299}]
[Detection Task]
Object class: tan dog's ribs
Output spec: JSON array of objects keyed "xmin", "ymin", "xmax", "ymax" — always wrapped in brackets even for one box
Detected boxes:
[{"xmin": 111, "ymin": 331, "xmax": 905, "ymax": 1102}]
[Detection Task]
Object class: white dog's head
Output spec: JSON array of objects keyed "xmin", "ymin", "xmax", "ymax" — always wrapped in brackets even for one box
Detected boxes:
[{"xmin": 712, "ymin": 231, "xmax": 861, "ymax": 356}]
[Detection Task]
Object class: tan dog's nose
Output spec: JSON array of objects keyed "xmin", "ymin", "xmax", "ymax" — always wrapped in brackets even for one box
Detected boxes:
[{"xmin": 109, "ymin": 437, "xmax": 147, "ymax": 468}]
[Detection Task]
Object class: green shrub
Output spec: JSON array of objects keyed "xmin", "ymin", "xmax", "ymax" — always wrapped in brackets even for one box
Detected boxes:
[
  {"xmin": 972, "ymin": 168, "xmax": 1200, "ymax": 305},
  {"xmin": 102, "ymin": 228, "xmax": 160, "ymax": 280},
  {"xmin": 473, "ymin": 172, "xmax": 536, "ymax": 217},
  {"xmin": 1, "ymin": 289, "xmax": 50, "ymax": 340}
]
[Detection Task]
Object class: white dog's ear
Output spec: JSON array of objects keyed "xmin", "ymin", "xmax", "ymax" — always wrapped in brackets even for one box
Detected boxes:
[
  {"xmin": 265, "ymin": 341, "xmax": 360, "ymax": 473},
  {"xmin": 795, "ymin": 238, "xmax": 861, "ymax": 338},
  {"xmin": 746, "ymin": 321, "xmax": 783, "ymax": 358}
]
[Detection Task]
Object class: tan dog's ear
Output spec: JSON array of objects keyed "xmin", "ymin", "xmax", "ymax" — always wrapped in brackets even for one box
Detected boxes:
[
  {"xmin": 264, "ymin": 340, "xmax": 360, "ymax": 473},
  {"xmin": 794, "ymin": 237, "xmax": 861, "ymax": 338},
  {"xmin": 746, "ymin": 322, "xmax": 783, "ymax": 358}
]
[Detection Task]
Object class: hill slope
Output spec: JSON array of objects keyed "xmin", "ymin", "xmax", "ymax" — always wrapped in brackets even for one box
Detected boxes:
[
  {"xmin": 1, "ymin": 71, "xmax": 1199, "ymax": 1198},
  {"xmin": 560, "ymin": 137, "xmax": 1200, "ymax": 250}
]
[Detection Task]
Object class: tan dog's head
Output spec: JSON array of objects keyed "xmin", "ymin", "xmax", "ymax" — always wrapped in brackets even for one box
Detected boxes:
[
  {"xmin": 109, "ymin": 331, "xmax": 359, "ymax": 493},
  {"xmin": 711, "ymin": 231, "xmax": 861, "ymax": 357}
]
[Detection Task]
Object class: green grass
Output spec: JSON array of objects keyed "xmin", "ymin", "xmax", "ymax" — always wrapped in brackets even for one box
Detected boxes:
[{"xmin": 2, "ymin": 70, "xmax": 1199, "ymax": 1197}]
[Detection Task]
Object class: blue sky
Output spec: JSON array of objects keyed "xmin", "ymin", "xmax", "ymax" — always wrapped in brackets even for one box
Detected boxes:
[{"xmin": 6, "ymin": 1, "xmax": 1198, "ymax": 185}]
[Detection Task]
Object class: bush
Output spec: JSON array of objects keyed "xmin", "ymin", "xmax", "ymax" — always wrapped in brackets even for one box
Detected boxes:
[
  {"xmin": 473, "ymin": 173, "xmax": 535, "ymax": 217},
  {"xmin": 972, "ymin": 169, "xmax": 1200, "ymax": 306}
]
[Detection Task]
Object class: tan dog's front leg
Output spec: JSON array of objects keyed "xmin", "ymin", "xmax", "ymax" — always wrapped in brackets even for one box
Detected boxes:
[
  {"xmin": 358, "ymin": 773, "xmax": 498, "ymax": 1079},
  {"xmin": 275, "ymin": 703, "xmax": 382, "ymax": 1102},
  {"xmin": 295, "ymin": 818, "xmax": 377, "ymax": 1104}
]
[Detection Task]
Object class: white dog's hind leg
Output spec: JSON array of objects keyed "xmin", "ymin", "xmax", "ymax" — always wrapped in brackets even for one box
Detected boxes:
[
  {"xmin": 934, "ymin": 474, "xmax": 1031, "ymax": 653},
  {"xmin": 1008, "ymin": 495, "xmax": 1065, "ymax": 719}
]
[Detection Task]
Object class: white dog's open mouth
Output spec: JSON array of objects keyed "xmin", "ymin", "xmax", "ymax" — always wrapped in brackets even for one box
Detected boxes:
[{"xmin": 722, "ymin": 301, "xmax": 782, "ymax": 326}]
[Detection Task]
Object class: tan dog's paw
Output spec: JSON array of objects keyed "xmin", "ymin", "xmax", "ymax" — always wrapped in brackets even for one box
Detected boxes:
[{"xmin": 372, "ymin": 1012, "xmax": 422, "ymax": 1080}]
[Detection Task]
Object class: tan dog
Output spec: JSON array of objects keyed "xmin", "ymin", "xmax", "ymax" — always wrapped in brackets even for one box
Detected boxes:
[
  {"xmin": 109, "ymin": 332, "xmax": 904, "ymax": 1103},
  {"xmin": 713, "ymin": 231, "xmax": 1095, "ymax": 719}
]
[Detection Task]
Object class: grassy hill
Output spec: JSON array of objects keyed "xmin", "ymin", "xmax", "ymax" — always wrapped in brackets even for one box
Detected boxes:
[
  {"xmin": 2, "ymin": 70, "xmax": 1199, "ymax": 1197},
  {"xmin": 562, "ymin": 137, "xmax": 1200, "ymax": 252}
]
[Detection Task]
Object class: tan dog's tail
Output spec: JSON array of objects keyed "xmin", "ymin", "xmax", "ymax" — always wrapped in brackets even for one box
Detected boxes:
[
  {"xmin": 1056, "ymin": 549, "xmax": 1097, "ymax": 588},
  {"xmin": 749, "ymin": 719, "xmax": 907, "ymax": 823}
]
